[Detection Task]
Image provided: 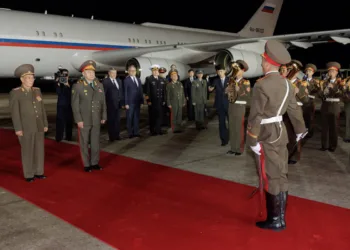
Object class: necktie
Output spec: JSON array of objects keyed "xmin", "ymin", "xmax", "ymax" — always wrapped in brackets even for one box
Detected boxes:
[
  {"xmin": 113, "ymin": 79, "xmax": 118, "ymax": 88},
  {"xmin": 89, "ymin": 82, "xmax": 94, "ymax": 89},
  {"xmin": 133, "ymin": 77, "xmax": 138, "ymax": 86},
  {"xmin": 221, "ymin": 78, "xmax": 224, "ymax": 87}
]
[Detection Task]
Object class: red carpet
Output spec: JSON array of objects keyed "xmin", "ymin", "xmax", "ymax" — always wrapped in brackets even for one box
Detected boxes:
[{"xmin": 0, "ymin": 128, "xmax": 349, "ymax": 250}]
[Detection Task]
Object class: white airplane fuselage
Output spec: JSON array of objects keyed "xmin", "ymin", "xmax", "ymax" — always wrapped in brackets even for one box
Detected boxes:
[{"xmin": 0, "ymin": 9, "xmax": 239, "ymax": 78}]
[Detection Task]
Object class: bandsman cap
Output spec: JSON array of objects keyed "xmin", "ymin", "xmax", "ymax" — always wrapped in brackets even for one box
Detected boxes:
[
  {"xmin": 261, "ymin": 40, "xmax": 291, "ymax": 66},
  {"xmin": 326, "ymin": 62, "xmax": 341, "ymax": 71},
  {"xmin": 305, "ymin": 63, "xmax": 317, "ymax": 72}
]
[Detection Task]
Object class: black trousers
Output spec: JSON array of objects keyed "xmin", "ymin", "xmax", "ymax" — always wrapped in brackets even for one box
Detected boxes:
[
  {"xmin": 56, "ymin": 105, "xmax": 73, "ymax": 141},
  {"xmin": 107, "ymin": 108, "xmax": 121, "ymax": 140},
  {"xmin": 149, "ymin": 102, "xmax": 164, "ymax": 134}
]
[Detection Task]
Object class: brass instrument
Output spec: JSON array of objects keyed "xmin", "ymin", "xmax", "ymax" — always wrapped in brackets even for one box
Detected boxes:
[
  {"xmin": 225, "ymin": 62, "xmax": 240, "ymax": 103},
  {"xmin": 286, "ymin": 61, "xmax": 303, "ymax": 80}
]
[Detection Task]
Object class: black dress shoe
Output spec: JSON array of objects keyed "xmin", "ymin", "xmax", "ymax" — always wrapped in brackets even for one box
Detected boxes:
[
  {"xmin": 34, "ymin": 175, "xmax": 47, "ymax": 179},
  {"xmin": 288, "ymin": 160, "xmax": 297, "ymax": 164},
  {"xmin": 134, "ymin": 134, "xmax": 141, "ymax": 137},
  {"xmin": 320, "ymin": 147, "xmax": 328, "ymax": 151},
  {"xmin": 25, "ymin": 177, "xmax": 35, "ymax": 182},
  {"xmin": 221, "ymin": 142, "xmax": 228, "ymax": 146},
  {"xmin": 328, "ymin": 147, "xmax": 336, "ymax": 152},
  {"xmin": 91, "ymin": 165, "xmax": 103, "ymax": 170},
  {"xmin": 84, "ymin": 166, "xmax": 92, "ymax": 172},
  {"xmin": 235, "ymin": 152, "xmax": 242, "ymax": 156},
  {"xmin": 256, "ymin": 192, "xmax": 284, "ymax": 231},
  {"xmin": 226, "ymin": 150, "xmax": 235, "ymax": 154}
]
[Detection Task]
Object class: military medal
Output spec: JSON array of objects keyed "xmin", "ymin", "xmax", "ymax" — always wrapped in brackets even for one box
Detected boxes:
[{"xmin": 36, "ymin": 95, "xmax": 42, "ymax": 101}]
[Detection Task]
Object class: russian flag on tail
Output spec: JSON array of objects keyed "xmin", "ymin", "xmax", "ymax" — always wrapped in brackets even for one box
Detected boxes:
[{"xmin": 262, "ymin": 3, "xmax": 276, "ymax": 13}]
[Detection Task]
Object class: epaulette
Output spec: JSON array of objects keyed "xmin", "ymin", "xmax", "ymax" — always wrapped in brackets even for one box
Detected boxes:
[
  {"xmin": 32, "ymin": 87, "xmax": 39, "ymax": 90},
  {"xmin": 78, "ymin": 79, "xmax": 84, "ymax": 84},
  {"xmin": 12, "ymin": 87, "xmax": 21, "ymax": 91},
  {"xmin": 243, "ymin": 79, "xmax": 250, "ymax": 85}
]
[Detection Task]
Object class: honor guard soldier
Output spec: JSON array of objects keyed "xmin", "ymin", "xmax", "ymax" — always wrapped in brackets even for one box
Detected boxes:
[
  {"xmin": 342, "ymin": 76, "xmax": 350, "ymax": 142},
  {"xmin": 226, "ymin": 60, "xmax": 250, "ymax": 155},
  {"xmin": 247, "ymin": 40, "xmax": 306, "ymax": 231},
  {"xmin": 145, "ymin": 64, "xmax": 166, "ymax": 135},
  {"xmin": 71, "ymin": 60, "xmax": 107, "ymax": 172},
  {"xmin": 166, "ymin": 70, "xmax": 186, "ymax": 133},
  {"xmin": 9, "ymin": 64, "xmax": 48, "ymax": 182},
  {"xmin": 303, "ymin": 63, "xmax": 320, "ymax": 138},
  {"xmin": 191, "ymin": 69, "xmax": 207, "ymax": 129},
  {"xmin": 284, "ymin": 59, "xmax": 307, "ymax": 164},
  {"xmin": 319, "ymin": 62, "xmax": 343, "ymax": 151}
]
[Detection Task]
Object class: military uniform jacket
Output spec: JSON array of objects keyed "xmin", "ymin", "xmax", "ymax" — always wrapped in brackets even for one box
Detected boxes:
[
  {"xmin": 191, "ymin": 79, "xmax": 207, "ymax": 105},
  {"xmin": 318, "ymin": 78, "xmax": 343, "ymax": 101},
  {"xmin": 166, "ymin": 81, "xmax": 185, "ymax": 106},
  {"xmin": 145, "ymin": 75, "xmax": 166, "ymax": 104},
  {"xmin": 71, "ymin": 78, "xmax": 107, "ymax": 126},
  {"xmin": 247, "ymin": 72, "xmax": 305, "ymax": 146},
  {"xmin": 342, "ymin": 77, "xmax": 350, "ymax": 103},
  {"xmin": 9, "ymin": 87, "xmax": 48, "ymax": 133},
  {"xmin": 233, "ymin": 78, "xmax": 251, "ymax": 105}
]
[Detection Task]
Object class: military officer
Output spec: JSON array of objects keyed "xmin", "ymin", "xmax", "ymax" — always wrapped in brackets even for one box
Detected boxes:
[
  {"xmin": 247, "ymin": 40, "xmax": 306, "ymax": 231},
  {"xmin": 303, "ymin": 63, "xmax": 320, "ymax": 138},
  {"xmin": 284, "ymin": 59, "xmax": 307, "ymax": 164},
  {"xmin": 9, "ymin": 64, "xmax": 48, "ymax": 182},
  {"xmin": 159, "ymin": 67, "xmax": 171, "ymax": 126},
  {"xmin": 145, "ymin": 64, "xmax": 166, "ymax": 135},
  {"xmin": 226, "ymin": 60, "xmax": 251, "ymax": 155},
  {"xmin": 191, "ymin": 69, "xmax": 207, "ymax": 129},
  {"xmin": 166, "ymin": 70, "xmax": 186, "ymax": 133},
  {"xmin": 71, "ymin": 60, "xmax": 107, "ymax": 172},
  {"xmin": 319, "ymin": 62, "xmax": 343, "ymax": 151}
]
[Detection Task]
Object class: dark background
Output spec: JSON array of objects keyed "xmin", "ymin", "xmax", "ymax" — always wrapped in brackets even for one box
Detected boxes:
[{"xmin": 1, "ymin": 0, "xmax": 350, "ymax": 92}]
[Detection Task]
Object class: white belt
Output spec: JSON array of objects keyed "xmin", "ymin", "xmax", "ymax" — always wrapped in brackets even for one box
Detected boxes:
[
  {"xmin": 234, "ymin": 100, "xmax": 247, "ymax": 105},
  {"xmin": 308, "ymin": 95, "xmax": 315, "ymax": 99},
  {"xmin": 297, "ymin": 102, "xmax": 303, "ymax": 106},
  {"xmin": 325, "ymin": 98, "xmax": 340, "ymax": 102},
  {"xmin": 260, "ymin": 115, "xmax": 283, "ymax": 124}
]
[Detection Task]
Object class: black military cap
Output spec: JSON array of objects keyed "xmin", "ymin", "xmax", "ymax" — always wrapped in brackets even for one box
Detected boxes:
[
  {"xmin": 79, "ymin": 60, "xmax": 97, "ymax": 72},
  {"xmin": 14, "ymin": 64, "xmax": 35, "ymax": 78},
  {"xmin": 262, "ymin": 40, "xmax": 291, "ymax": 66},
  {"xmin": 159, "ymin": 67, "xmax": 167, "ymax": 73},
  {"xmin": 233, "ymin": 60, "xmax": 249, "ymax": 72}
]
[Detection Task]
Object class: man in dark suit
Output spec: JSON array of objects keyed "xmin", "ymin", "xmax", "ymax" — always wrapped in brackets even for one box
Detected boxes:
[
  {"xmin": 184, "ymin": 69, "xmax": 195, "ymax": 121},
  {"xmin": 124, "ymin": 65, "xmax": 144, "ymax": 138},
  {"xmin": 102, "ymin": 68, "xmax": 124, "ymax": 141},
  {"xmin": 208, "ymin": 64, "xmax": 229, "ymax": 146}
]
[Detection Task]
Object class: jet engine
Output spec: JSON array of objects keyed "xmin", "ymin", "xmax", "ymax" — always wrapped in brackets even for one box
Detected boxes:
[
  {"xmin": 125, "ymin": 57, "xmax": 190, "ymax": 83},
  {"xmin": 214, "ymin": 49, "xmax": 263, "ymax": 78}
]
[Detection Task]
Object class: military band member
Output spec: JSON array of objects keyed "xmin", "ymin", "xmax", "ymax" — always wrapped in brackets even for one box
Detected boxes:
[
  {"xmin": 279, "ymin": 65, "xmax": 288, "ymax": 77},
  {"xmin": 9, "ymin": 64, "xmax": 48, "ymax": 182},
  {"xmin": 342, "ymin": 77, "xmax": 350, "ymax": 142},
  {"xmin": 284, "ymin": 60, "xmax": 307, "ymax": 164},
  {"xmin": 191, "ymin": 69, "xmax": 207, "ymax": 129},
  {"xmin": 247, "ymin": 40, "xmax": 306, "ymax": 230},
  {"xmin": 71, "ymin": 60, "xmax": 107, "ymax": 172},
  {"xmin": 145, "ymin": 64, "xmax": 166, "ymax": 135},
  {"xmin": 166, "ymin": 70, "xmax": 186, "ymax": 133},
  {"xmin": 319, "ymin": 62, "xmax": 343, "ymax": 151},
  {"xmin": 226, "ymin": 60, "xmax": 250, "ymax": 155},
  {"xmin": 303, "ymin": 63, "xmax": 320, "ymax": 138}
]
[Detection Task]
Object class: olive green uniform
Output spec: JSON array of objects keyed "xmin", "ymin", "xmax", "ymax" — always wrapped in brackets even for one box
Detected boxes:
[
  {"xmin": 342, "ymin": 78, "xmax": 350, "ymax": 141},
  {"xmin": 166, "ymin": 81, "xmax": 185, "ymax": 132},
  {"xmin": 303, "ymin": 78, "xmax": 320, "ymax": 137},
  {"xmin": 9, "ymin": 86, "xmax": 48, "ymax": 178},
  {"xmin": 71, "ymin": 78, "xmax": 107, "ymax": 167},
  {"xmin": 284, "ymin": 79, "xmax": 308, "ymax": 162},
  {"xmin": 319, "ymin": 78, "xmax": 343, "ymax": 150},
  {"xmin": 228, "ymin": 78, "xmax": 251, "ymax": 153},
  {"xmin": 191, "ymin": 79, "xmax": 207, "ymax": 128}
]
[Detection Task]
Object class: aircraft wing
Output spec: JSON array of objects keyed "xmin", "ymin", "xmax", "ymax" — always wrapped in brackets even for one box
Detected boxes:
[{"xmin": 92, "ymin": 28, "xmax": 350, "ymax": 65}]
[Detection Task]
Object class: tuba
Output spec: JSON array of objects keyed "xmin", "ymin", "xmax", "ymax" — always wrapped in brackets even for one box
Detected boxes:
[
  {"xmin": 286, "ymin": 60, "xmax": 303, "ymax": 80},
  {"xmin": 226, "ymin": 62, "xmax": 240, "ymax": 103}
]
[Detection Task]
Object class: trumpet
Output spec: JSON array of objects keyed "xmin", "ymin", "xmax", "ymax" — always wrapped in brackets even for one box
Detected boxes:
[{"xmin": 226, "ymin": 63, "xmax": 240, "ymax": 103}]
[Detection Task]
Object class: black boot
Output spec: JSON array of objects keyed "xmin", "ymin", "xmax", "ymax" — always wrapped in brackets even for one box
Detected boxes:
[
  {"xmin": 280, "ymin": 191, "xmax": 288, "ymax": 229},
  {"xmin": 256, "ymin": 192, "xmax": 283, "ymax": 231}
]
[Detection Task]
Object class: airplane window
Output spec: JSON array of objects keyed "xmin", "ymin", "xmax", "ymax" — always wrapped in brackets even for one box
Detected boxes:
[
  {"xmin": 160, "ymin": 41, "xmax": 163, "ymax": 44},
  {"xmin": 149, "ymin": 40, "xmax": 151, "ymax": 44},
  {"xmin": 54, "ymin": 32, "xmax": 57, "ymax": 37},
  {"xmin": 42, "ymin": 31, "xmax": 45, "ymax": 36},
  {"xmin": 36, "ymin": 31, "xmax": 39, "ymax": 36},
  {"xmin": 59, "ymin": 33, "xmax": 63, "ymax": 37},
  {"xmin": 137, "ymin": 39, "xmax": 139, "ymax": 43},
  {"xmin": 128, "ymin": 38, "xmax": 131, "ymax": 42},
  {"xmin": 145, "ymin": 39, "xmax": 147, "ymax": 43},
  {"xmin": 164, "ymin": 41, "xmax": 166, "ymax": 44},
  {"xmin": 133, "ymin": 38, "xmax": 135, "ymax": 43},
  {"xmin": 156, "ymin": 41, "xmax": 159, "ymax": 44}
]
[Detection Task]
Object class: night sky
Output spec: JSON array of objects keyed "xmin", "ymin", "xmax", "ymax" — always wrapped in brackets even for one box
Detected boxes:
[{"xmin": 1, "ymin": 0, "xmax": 350, "ymax": 70}]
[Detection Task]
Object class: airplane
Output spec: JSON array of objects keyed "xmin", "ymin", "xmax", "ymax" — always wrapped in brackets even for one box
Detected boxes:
[{"xmin": 0, "ymin": 0, "xmax": 350, "ymax": 84}]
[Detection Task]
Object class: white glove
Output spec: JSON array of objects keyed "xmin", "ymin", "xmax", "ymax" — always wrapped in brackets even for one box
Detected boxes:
[
  {"xmin": 296, "ymin": 131, "xmax": 307, "ymax": 142},
  {"xmin": 250, "ymin": 143, "xmax": 261, "ymax": 155}
]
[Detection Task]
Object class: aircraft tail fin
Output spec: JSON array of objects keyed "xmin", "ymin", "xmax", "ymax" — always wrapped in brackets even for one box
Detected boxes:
[{"xmin": 238, "ymin": 0, "xmax": 283, "ymax": 38}]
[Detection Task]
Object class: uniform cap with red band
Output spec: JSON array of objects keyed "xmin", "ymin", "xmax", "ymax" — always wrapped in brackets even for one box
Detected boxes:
[
  {"xmin": 261, "ymin": 40, "xmax": 291, "ymax": 67},
  {"xmin": 326, "ymin": 62, "xmax": 341, "ymax": 72},
  {"xmin": 79, "ymin": 60, "xmax": 96, "ymax": 72}
]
